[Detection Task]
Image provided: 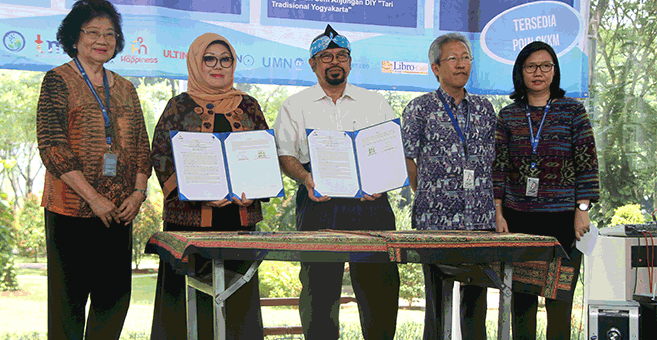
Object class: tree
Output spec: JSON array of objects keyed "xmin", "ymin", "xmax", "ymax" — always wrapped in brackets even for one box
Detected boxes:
[
  {"xmin": 0, "ymin": 192, "xmax": 19, "ymax": 291},
  {"xmin": 610, "ymin": 203, "xmax": 647, "ymax": 225},
  {"xmin": 132, "ymin": 77, "xmax": 174, "ymax": 141},
  {"xmin": 132, "ymin": 193, "xmax": 163, "ymax": 270},
  {"xmin": 0, "ymin": 70, "xmax": 45, "ymax": 208},
  {"xmin": 15, "ymin": 193, "xmax": 45, "ymax": 262},
  {"xmin": 589, "ymin": 0, "xmax": 657, "ymax": 225}
]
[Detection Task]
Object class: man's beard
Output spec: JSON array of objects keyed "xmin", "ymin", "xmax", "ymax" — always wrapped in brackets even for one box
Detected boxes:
[{"xmin": 325, "ymin": 67, "xmax": 346, "ymax": 85}]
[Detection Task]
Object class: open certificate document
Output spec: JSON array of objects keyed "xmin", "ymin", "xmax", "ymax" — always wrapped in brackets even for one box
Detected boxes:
[
  {"xmin": 170, "ymin": 130, "xmax": 285, "ymax": 201},
  {"xmin": 306, "ymin": 119, "xmax": 410, "ymax": 198}
]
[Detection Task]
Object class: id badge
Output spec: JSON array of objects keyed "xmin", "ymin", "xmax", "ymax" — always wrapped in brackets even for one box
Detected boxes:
[
  {"xmin": 463, "ymin": 169, "xmax": 475, "ymax": 190},
  {"xmin": 102, "ymin": 152, "xmax": 118, "ymax": 177},
  {"xmin": 526, "ymin": 177, "xmax": 539, "ymax": 197}
]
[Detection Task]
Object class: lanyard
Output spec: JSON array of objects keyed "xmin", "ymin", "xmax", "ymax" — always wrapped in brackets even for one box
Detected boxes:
[
  {"xmin": 437, "ymin": 90, "xmax": 470, "ymax": 156},
  {"xmin": 74, "ymin": 58, "xmax": 112, "ymax": 145},
  {"xmin": 526, "ymin": 99, "xmax": 552, "ymax": 169}
]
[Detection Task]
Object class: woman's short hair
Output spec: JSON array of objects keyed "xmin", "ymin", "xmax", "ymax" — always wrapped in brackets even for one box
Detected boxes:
[
  {"xmin": 510, "ymin": 41, "xmax": 565, "ymax": 103},
  {"xmin": 57, "ymin": 0, "xmax": 125, "ymax": 60}
]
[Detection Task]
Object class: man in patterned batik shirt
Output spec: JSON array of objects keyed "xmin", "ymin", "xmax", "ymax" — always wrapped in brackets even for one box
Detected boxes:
[{"xmin": 402, "ymin": 32, "xmax": 496, "ymax": 340}]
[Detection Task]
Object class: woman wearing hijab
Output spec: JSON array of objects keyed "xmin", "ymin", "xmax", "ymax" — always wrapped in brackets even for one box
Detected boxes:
[{"xmin": 150, "ymin": 33, "xmax": 267, "ymax": 340}]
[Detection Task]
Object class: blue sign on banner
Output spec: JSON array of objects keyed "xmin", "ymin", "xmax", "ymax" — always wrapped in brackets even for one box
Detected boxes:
[
  {"xmin": 111, "ymin": 0, "xmax": 242, "ymax": 14},
  {"xmin": 438, "ymin": 0, "xmax": 573, "ymax": 33},
  {"xmin": 480, "ymin": 1, "xmax": 583, "ymax": 64},
  {"xmin": 266, "ymin": 0, "xmax": 417, "ymax": 28},
  {"xmin": 0, "ymin": 0, "xmax": 590, "ymax": 97}
]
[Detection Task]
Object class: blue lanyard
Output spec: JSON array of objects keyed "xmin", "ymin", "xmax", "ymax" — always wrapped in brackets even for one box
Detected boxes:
[
  {"xmin": 437, "ymin": 90, "xmax": 470, "ymax": 156},
  {"xmin": 74, "ymin": 58, "xmax": 112, "ymax": 145},
  {"xmin": 526, "ymin": 100, "xmax": 552, "ymax": 169}
]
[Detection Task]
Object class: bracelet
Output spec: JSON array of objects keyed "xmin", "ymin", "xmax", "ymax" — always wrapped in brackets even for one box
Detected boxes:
[
  {"xmin": 495, "ymin": 203, "xmax": 502, "ymax": 207},
  {"xmin": 134, "ymin": 188, "xmax": 147, "ymax": 200}
]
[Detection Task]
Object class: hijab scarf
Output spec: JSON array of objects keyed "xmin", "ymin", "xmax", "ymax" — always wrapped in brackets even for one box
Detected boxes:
[{"xmin": 186, "ymin": 33, "xmax": 244, "ymax": 113}]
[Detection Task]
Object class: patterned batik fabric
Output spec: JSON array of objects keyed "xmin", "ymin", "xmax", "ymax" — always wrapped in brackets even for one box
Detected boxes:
[
  {"xmin": 402, "ymin": 87, "xmax": 497, "ymax": 230},
  {"xmin": 492, "ymin": 98, "xmax": 600, "ymax": 212},
  {"xmin": 37, "ymin": 64, "xmax": 152, "ymax": 218},
  {"xmin": 150, "ymin": 93, "xmax": 269, "ymax": 227}
]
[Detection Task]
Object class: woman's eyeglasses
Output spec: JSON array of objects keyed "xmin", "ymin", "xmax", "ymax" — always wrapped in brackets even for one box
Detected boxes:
[
  {"xmin": 80, "ymin": 29, "xmax": 119, "ymax": 41},
  {"xmin": 523, "ymin": 63, "xmax": 554, "ymax": 73},
  {"xmin": 203, "ymin": 55, "xmax": 234, "ymax": 68}
]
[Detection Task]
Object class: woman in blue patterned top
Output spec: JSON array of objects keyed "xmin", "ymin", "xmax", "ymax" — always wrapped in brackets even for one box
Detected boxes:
[{"xmin": 492, "ymin": 41, "xmax": 599, "ymax": 340}]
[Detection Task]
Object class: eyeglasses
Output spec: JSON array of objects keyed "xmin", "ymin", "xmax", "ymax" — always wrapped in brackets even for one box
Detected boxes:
[
  {"xmin": 80, "ymin": 29, "xmax": 119, "ymax": 41},
  {"xmin": 439, "ymin": 55, "xmax": 473, "ymax": 64},
  {"xmin": 315, "ymin": 52, "xmax": 351, "ymax": 64},
  {"xmin": 523, "ymin": 63, "xmax": 554, "ymax": 73},
  {"xmin": 203, "ymin": 55, "xmax": 234, "ymax": 68}
]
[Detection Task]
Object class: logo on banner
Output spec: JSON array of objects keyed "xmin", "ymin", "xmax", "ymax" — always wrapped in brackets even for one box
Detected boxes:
[
  {"xmin": 263, "ymin": 57, "xmax": 305, "ymax": 70},
  {"xmin": 3, "ymin": 31, "xmax": 26, "ymax": 52},
  {"xmin": 34, "ymin": 34, "xmax": 65, "ymax": 55},
  {"xmin": 381, "ymin": 61, "xmax": 428, "ymax": 75},
  {"xmin": 163, "ymin": 49, "xmax": 187, "ymax": 60},
  {"xmin": 236, "ymin": 54, "xmax": 254, "ymax": 67},
  {"xmin": 480, "ymin": 2, "xmax": 583, "ymax": 64},
  {"xmin": 121, "ymin": 36, "xmax": 158, "ymax": 64}
]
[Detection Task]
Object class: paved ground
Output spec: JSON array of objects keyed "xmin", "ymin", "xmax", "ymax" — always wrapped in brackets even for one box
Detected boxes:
[{"xmin": 16, "ymin": 263, "xmax": 46, "ymax": 269}]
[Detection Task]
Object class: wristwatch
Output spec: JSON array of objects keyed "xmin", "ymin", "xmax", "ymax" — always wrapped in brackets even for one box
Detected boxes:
[
  {"xmin": 576, "ymin": 202, "xmax": 591, "ymax": 211},
  {"xmin": 134, "ymin": 188, "xmax": 147, "ymax": 200}
]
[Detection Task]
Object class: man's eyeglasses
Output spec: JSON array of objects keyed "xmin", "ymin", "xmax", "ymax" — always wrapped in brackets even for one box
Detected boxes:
[
  {"xmin": 80, "ymin": 29, "xmax": 119, "ymax": 41},
  {"xmin": 439, "ymin": 55, "xmax": 473, "ymax": 65},
  {"xmin": 523, "ymin": 63, "xmax": 554, "ymax": 73},
  {"xmin": 315, "ymin": 52, "xmax": 351, "ymax": 64},
  {"xmin": 203, "ymin": 55, "xmax": 234, "ymax": 68}
]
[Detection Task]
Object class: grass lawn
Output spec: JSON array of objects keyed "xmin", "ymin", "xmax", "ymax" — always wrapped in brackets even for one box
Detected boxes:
[
  {"xmin": 0, "ymin": 272, "xmax": 425, "ymax": 339},
  {"xmin": 1, "ymin": 258, "xmax": 587, "ymax": 339}
]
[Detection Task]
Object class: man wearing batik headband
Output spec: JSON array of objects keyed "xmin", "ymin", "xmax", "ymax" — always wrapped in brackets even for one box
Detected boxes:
[{"xmin": 273, "ymin": 24, "xmax": 400, "ymax": 340}]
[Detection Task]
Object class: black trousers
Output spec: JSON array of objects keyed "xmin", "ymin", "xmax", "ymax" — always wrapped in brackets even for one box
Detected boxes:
[
  {"xmin": 44, "ymin": 209, "xmax": 132, "ymax": 340},
  {"xmin": 299, "ymin": 261, "xmax": 400, "ymax": 340},
  {"xmin": 422, "ymin": 264, "xmax": 489, "ymax": 340},
  {"xmin": 295, "ymin": 179, "xmax": 400, "ymax": 339},
  {"xmin": 150, "ymin": 221, "xmax": 264, "ymax": 340},
  {"xmin": 504, "ymin": 208, "xmax": 583, "ymax": 340}
]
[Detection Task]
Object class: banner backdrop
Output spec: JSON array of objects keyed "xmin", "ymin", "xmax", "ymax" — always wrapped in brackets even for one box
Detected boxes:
[{"xmin": 0, "ymin": 0, "xmax": 589, "ymax": 96}]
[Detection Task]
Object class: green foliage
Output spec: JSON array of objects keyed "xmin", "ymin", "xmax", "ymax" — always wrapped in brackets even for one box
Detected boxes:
[
  {"xmin": 15, "ymin": 193, "xmax": 45, "ymax": 262},
  {"xmin": 610, "ymin": 203, "xmax": 646, "ymax": 226},
  {"xmin": 236, "ymin": 84, "xmax": 304, "ymax": 127},
  {"xmin": 589, "ymin": 0, "xmax": 657, "ymax": 225},
  {"xmin": 378, "ymin": 90, "xmax": 419, "ymax": 118},
  {"xmin": 258, "ymin": 261, "xmax": 302, "ymax": 298},
  {"xmin": 398, "ymin": 263, "xmax": 424, "ymax": 307},
  {"xmin": 389, "ymin": 189, "xmax": 425, "ymax": 306},
  {"xmin": 337, "ymin": 321, "xmax": 423, "ymax": 340},
  {"xmin": 134, "ymin": 78, "xmax": 175, "ymax": 142},
  {"xmin": 0, "ymin": 332, "xmax": 45, "ymax": 340},
  {"xmin": 0, "ymin": 70, "xmax": 45, "ymax": 202},
  {"xmin": 0, "ymin": 192, "xmax": 19, "ymax": 291},
  {"xmin": 132, "ymin": 193, "xmax": 163, "ymax": 270},
  {"xmin": 259, "ymin": 175, "xmax": 298, "ymax": 232}
]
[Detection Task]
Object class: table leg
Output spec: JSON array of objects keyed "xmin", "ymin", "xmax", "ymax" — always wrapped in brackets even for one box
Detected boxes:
[
  {"xmin": 442, "ymin": 277, "xmax": 455, "ymax": 340},
  {"xmin": 186, "ymin": 276, "xmax": 198, "ymax": 340},
  {"xmin": 212, "ymin": 259, "xmax": 227, "ymax": 340},
  {"xmin": 497, "ymin": 262, "xmax": 513, "ymax": 340}
]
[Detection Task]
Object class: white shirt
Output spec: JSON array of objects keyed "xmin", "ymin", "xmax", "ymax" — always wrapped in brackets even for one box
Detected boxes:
[{"xmin": 273, "ymin": 83, "xmax": 395, "ymax": 164}]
